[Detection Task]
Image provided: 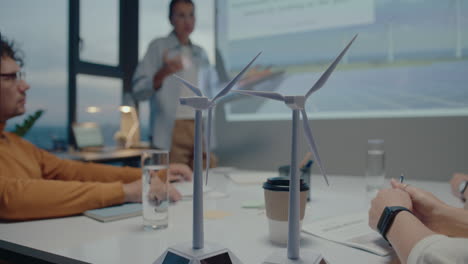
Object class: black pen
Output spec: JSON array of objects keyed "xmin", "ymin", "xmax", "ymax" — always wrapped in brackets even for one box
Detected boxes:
[{"xmin": 399, "ymin": 174, "xmax": 405, "ymax": 183}]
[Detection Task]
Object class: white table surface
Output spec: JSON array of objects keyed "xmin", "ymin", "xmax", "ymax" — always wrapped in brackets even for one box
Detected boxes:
[{"xmin": 0, "ymin": 171, "xmax": 461, "ymax": 264}]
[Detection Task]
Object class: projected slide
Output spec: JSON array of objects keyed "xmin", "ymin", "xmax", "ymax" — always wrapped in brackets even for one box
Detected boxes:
[
  {"xmin": 216, "ymin": 0, "xmax": 468, "ymax": 120},
  {"xmin": 228, "ymin": 0, "xmax": 374, "ymax": 40}
]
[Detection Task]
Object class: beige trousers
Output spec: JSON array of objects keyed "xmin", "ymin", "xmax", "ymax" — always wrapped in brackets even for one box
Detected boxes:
[{"xmin": 170, "ymin": 119, "xmax": 217, "ymax": 169}]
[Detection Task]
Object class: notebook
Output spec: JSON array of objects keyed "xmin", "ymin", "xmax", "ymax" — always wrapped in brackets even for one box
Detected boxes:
[{"xmin": 84, "ymin": 203, "xmax": 142, "ymax": 222}]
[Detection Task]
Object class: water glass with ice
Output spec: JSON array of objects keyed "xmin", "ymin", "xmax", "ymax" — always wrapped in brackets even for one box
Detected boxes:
[{"xmin": 141, "ymin": 150, "xmax": 170, "ymax": 230}]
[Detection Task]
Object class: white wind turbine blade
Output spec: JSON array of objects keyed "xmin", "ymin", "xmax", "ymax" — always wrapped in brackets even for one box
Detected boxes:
[
  {"xmin": 300, "ymin": 110, "xmax": 329, "ymax": 186},
  {"xmin": 232, "ymin": 90, "xmax": 285, "ymax": 102},
  {"xmin": 173, "ymin": 75, "xmax": 204, "ymax": 96},
  {"xmin": 211, "ymin": 51, "xmax": 262, "ymax": 104},
  {"xmin": 205, "ymin": 107, "xmax": 213, "ymax": 185},
  {"xmin": 305, "ymin": 34, "xmax": 358, "ymax": 98}
]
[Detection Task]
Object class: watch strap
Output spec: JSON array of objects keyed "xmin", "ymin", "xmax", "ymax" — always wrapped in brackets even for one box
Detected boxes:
[
  {"xmin": 377, "ymin": 206, "xmax": 413, "ymax": 243},
  {"xmin": 460, "ymin": 181, "xmax": 468, "ymax": 202}
]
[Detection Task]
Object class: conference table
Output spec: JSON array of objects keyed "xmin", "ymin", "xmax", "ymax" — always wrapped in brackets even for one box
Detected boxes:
[{"xmin": 0, "ymin": 171, "xmax": 460, "ymax": 263}]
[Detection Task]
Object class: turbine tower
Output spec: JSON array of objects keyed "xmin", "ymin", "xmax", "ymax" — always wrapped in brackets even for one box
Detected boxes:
[{"xmin": 155, "ymin": 52, "xmax": 261, "ymax": 264}]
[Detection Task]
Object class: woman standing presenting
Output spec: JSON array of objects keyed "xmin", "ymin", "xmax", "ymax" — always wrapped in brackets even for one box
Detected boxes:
[{"xmin": 132, "ymin": 0, "xmax": 217, "ymax": 168}]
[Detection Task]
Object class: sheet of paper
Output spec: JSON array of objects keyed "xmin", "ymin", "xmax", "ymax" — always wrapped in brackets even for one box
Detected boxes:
[
  {"xmin": 264, "ymin": 249, "xmax": 329, "ymax": 264},
  {"xmin": 227, "ymin": 170, "xmax": 277, "ymax": 184},
  {"xmin": 172, "ymin": 181, "xmax": 212, "ymax": 199},
  {"xmin": 241, "ymin": 200, "xmax": 265, "ymax": 209},
  {"xmin": 302, "ymin": 212, "xmax": 392, "ymax": 256},
  {"xmin": 204, "ymin": 210, "xmax": 232, "ymax": 220}
]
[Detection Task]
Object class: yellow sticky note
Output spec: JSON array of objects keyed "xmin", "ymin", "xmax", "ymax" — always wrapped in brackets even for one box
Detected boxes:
[{"xmin": 204, "ymin": 210, "xmax": 232, "ymax": 219}]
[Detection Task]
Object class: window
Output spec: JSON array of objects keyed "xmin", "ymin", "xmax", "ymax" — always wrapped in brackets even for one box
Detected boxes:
[
  {"xmin": 79, "ymin": 0, "xmax": 119, "ymax": 66},
  {"xmin": 1, "ymin": 1, "xmax": 68, "ymax": 150},
  {"xmin": 77, "ymin": 75, "xmax": 121, "ymax": 146},
  {"xmin": 68, "ymin": 0, "xmax": 138, "ymax": 148}
]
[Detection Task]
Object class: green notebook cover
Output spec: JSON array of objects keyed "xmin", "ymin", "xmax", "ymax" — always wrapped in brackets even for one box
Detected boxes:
[{"xmin": 84, "ymin": 203, "xmax": 142, "ymax": 222}]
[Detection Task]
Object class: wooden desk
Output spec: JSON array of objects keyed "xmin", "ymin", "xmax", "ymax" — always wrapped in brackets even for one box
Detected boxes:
[
  {"xmin": 53, "ymin": 148, "xmax": 151, "ymax": 165},
  {"xmin": 0, "ymin": 173, "xmax": 460, "ymax": 263}
]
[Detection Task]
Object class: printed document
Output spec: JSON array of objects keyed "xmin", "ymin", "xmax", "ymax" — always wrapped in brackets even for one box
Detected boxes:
[{"xmin": 302, "ymin": 212, "xmax": 392, "ymax": 256}]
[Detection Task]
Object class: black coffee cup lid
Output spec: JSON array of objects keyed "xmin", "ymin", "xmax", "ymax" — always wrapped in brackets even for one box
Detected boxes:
[{"xmin": 263, "ymin": 176, "xmax": 309, "ymax": 192}]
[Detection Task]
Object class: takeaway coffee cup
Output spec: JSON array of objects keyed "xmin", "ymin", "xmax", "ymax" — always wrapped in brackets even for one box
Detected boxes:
[{"xmin": 263, "ymin": 177, "xmax": 309, "ymax": 245}]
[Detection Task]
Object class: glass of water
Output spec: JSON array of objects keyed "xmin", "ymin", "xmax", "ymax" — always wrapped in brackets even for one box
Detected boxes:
[
  {"xmin": 141, "ymin": 150, "xmax": 170, "ymax": 230},
  {"xmin": 365, "ymin": 139, "xmax": 385, "ymax": 199}
]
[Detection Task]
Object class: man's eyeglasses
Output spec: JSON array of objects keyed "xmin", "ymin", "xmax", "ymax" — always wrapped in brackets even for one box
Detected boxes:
[{"xmin": 0, "ymin": 71, "xmax": 26, "ymax": 82}]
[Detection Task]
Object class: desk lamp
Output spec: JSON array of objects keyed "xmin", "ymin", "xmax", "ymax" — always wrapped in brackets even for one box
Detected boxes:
[
  {"xmin": 232, "ymin": 34, "xmax": 357, "ymax": 264},
  {"xmin": 118, "ymin": 105, "xmax": 140, "ymax": 148},
  {"xmin": 154, "ymin": 52, "xmax": 261, "ymax": 264},
  {"xmin": 117, "ymin": 93, "xmax": 140, "ymax": 148}
]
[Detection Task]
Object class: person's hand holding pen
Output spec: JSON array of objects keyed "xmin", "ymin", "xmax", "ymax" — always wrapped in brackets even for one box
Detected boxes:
[
  {"xmin": 449, "ymin": 173, "xmax": 468, "ymax": 201},
  {"xmin": 391, "ymin": 178, "xmax": 458, "ymax": 236}
]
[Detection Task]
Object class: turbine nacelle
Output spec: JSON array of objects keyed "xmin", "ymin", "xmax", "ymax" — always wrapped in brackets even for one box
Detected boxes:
[
  {"xmin": 179, "ymin": 96, "xmax": 211, "ymax": 110},
  {"xmin": 284, "ymin": 96, "xmax": 306, "ymax": 110}
]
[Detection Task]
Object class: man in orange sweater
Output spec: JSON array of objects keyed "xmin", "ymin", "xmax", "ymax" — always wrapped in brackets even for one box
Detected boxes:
[{"xmin": 0, "ymin": 34, "xmax": 192, "ymax": 221}]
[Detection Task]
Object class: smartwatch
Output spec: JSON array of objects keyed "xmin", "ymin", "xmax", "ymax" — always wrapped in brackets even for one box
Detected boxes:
[
  {"xmin": 377, "ymin": 206, "xmax": 413, "ymax": 243},
  {"xmin": 459, "ymin": 181, "xmax": 468, "ymax": 202}
]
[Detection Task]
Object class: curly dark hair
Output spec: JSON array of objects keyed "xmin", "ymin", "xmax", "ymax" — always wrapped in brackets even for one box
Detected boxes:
[
  {"xmin": 169, "ymin": 0, "xmax": 194, "ymax": 21},
  {"xmin": 0, "ymin": 32, "xmax": 24, "ymax": 68}
]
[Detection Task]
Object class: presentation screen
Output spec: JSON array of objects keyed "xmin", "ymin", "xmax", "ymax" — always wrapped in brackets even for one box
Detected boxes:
[{"xmin": 215, "ymin": 0, "xmax": 468, "ymax": 121}]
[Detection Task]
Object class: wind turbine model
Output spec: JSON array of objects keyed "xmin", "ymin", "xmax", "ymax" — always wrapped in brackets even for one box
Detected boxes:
[
  {"xmin": 233, "ymin": 35, "xmax": 357, "ymax": 264},
  {"xmin": 154, "ymin": 52, "xmax": 261, "ymax": 264}
]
